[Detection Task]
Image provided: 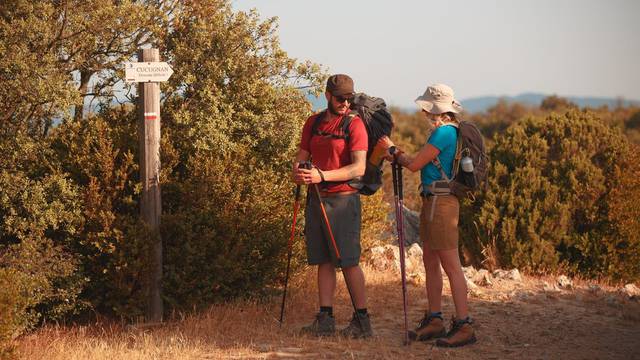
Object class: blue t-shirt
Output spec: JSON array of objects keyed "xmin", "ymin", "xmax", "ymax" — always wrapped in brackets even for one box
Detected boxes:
[{"xmin": 420, "ymin": 125, "xmax": 458, "ymax": 187}]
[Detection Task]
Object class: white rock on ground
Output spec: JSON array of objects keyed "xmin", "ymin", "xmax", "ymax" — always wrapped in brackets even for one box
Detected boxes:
[
  {"xmin": 368, "ymin": 244, "xmax": 425, "ymax": 274},
  {"xmin": 543, "ymin": 281, "xmax": 560, "ymax": 292},
  {"xmin": 407, "ymin": 272, "xmax": 426, "ymax": 286},
  {"xmin": 557, "ymin": 275, "xmax": 573, "ymax": 289},
  {"xmin": 493, "ymin": 269, "xmax": 523, "ymax": 282},
  {"xmin": 406, "ymin": 243, "xmax": 423, "ymax": 259},
  {"xmin": 622, "ymin": 283, "xmax": 640, "ymax": 298},
  {"xmin": 509, "ymin": 269, "xmax": 523, "ymax": 282},
  {"xmin": 368, "ymin": 245, "xmax": 400, "ymax": 271},
  {"xmin": 466, "ymin": 278, "xmax": 478, "ymax": 289},
  {"xmin": 405, "ymin": 243, "xmax": 424, "ymax": 274},
  {"xmin": 463, "ymin": 266, "xmax": 477, "ymax": 280},
  {"xmin": 472, "ymin": 269, "xmax": 493, "ymax": 286}
]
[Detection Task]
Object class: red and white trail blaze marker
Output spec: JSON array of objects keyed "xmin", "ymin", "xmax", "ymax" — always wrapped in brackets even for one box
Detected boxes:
[{"xmin": 144, "ymin": 112, "xmax": 158, "ymax": 121}]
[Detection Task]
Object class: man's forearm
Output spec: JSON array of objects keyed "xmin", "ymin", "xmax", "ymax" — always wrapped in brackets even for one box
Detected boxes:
[{"xmin": 321, "ymin": 163, "xmax": 365, "ymax": 182}]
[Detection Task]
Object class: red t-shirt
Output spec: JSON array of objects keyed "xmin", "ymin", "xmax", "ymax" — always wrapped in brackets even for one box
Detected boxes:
[{"xmin": 299, "ymin": 111, "xmax": 368, "ymax": 192}]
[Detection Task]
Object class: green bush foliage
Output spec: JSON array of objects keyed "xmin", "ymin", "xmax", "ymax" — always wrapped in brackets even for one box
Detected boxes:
[
  {"xmin": 156, "ymin": 1, "xmax": 326, "ymax": 309},
  {"xmin": 605, "ymin": 144, "xmax": 640, "ymax": 280},
  {"xmin": 162, "ymin": 150, "xmax": 294, "ymax": 307},
  {"xmin": 392, "ymin": 102, "xmax": 639, "ymax": 281},
  {"xmin": 360, "ymin": 189, "xmax": 392, "ymax": 252},
  {"xmin": 382, "ymin": 110, "xmax": 427, "ymax": 211},
  {"xmin": 0, "ymin": 133, "xmax": 84, "ymax": 350},
  {"xmin": 49, "ymin": 111, "xmax": 152, "ymax": 317},
  {"xmin": 463, "ymin": 110, "xmax": 639, "ymax": 280},
  {"xmin": 1, "ymin": 0, "xmax": 328, "ymax": 345}
]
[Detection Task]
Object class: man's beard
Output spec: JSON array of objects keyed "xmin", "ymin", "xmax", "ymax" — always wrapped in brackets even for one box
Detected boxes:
[{"xmin": 327, "ymin": 100, "xmax": 342, "ymax": 116}]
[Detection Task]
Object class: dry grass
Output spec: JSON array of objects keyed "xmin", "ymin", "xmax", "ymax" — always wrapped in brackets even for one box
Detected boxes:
[{"xmin": 14, "ymin": 265, "xmax": 640, "ymax": 360}]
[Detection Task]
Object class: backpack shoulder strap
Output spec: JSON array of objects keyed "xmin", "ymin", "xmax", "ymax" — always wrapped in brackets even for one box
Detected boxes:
[
  {"xmin": 431, "ymin": 125, "xmax": 460, "ymax": 182},
  {"xmin": 432, "ymin": 157, "xmax": 451, "ymax": 182},
  {"xmin": 451, "ymin": 127, "xmax": 463, "ymax": 179},
  {"xmin": 340, "ymin": 110, "xmax": 358, "ymax": 142},
  {"xmin": 307, "ymin": 111, "xmax": 324, "ymax": 152},
  {"xmin": 310, "ymin": 111, "xmax": 325, "ymax": 136},
  {"xmin": 309, "ymin": 110, "xmax": 356, "ymax": 152}
]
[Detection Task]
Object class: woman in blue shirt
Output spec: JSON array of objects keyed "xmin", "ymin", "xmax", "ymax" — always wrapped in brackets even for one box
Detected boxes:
[{"xmin": 381, "ymin": 84, "xmax": 476, "ymax": 347}]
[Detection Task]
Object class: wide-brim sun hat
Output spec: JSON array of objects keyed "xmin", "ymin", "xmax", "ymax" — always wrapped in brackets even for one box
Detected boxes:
[{"xmin": 415, "ymin": 83, "xmax": 463, "ymax": 114}]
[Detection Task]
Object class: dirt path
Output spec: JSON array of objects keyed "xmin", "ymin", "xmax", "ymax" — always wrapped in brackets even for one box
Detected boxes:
[
  {"xmin": 17, "ymin": 266, "xmax": 640, "ymax": 359},
  {"xmin": 275, "ymin": 267, "xmax": 640, "ymax": 359}
]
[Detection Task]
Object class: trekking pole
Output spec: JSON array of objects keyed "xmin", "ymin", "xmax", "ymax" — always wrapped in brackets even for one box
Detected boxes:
[
  {"xmin": 279, "ymin": 183, "xmax": 303, "ymax": 326},
  {"xmin": 311, "ymin": 183, "xmax": 342, "ymax": 260},
  {"xmin": 392, "ymin": 159, "xmax": 410, "ymax": 345},
  {"xmin": 308, "ymin": 164, "xmax": 364, "ymax": 333}
]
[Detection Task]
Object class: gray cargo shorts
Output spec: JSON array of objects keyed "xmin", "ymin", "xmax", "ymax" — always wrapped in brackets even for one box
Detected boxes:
[{"xmin": 304, "ymin": 191, "xmax": 362, "ymax": 268}]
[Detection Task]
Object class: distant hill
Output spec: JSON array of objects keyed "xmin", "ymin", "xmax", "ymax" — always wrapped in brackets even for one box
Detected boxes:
[
  {"xmin": 307, "ymin": 92, "xmax": 640, "ymax": 114},
  {"xmin": 460, "ymin": 93, "xmax": 640, "ymax": 114}
]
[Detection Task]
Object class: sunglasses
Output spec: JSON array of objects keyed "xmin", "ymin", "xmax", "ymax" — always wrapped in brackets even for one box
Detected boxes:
[{"xmin": 334, "ymin": 95, "xmax": 353, "ymax": 103}]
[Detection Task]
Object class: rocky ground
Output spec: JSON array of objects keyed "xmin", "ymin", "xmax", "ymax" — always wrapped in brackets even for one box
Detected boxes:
[
  {"xmin": 365, "ymin": 243, "xmax": 640, "ymax": 359},
  {"xmin": 16, "ymin": 249, "xmax": 640, "ymax": 359}
]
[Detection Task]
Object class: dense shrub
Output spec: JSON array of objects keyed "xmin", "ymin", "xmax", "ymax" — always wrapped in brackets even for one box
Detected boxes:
[
  {"xmin": 161, "ymin": 149, "xmax": 294, "ymax": 307},
  {"xmin": 2, "ymin": 2, "xmax": 328, "ymax": 339},
  {"xmin": 360, "ymin": 190, "xmax": 393, "ymax": 251},
  {"xmin": 0, "ymin": 134, "xmax": 84, "ymax": 352},
  {"xmin": 462, "ymin": 110, "xmax": 638, "ymax": 280},
  {"xmin": 594, "ymin": 144, "xmax": 640, "ymax": 281},
  {"xmin": 48, "ymin": 111, "xmax": 152, "ymax": 317}
]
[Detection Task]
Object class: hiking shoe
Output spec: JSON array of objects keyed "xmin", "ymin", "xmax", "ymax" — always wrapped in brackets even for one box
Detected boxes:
[
  {"xmin": 301, "ymin": 312, "xmax": 335, "ymax": 337},
  {"xmin": 435, "ymin": 317, "xmax": 477, "ymax": 347},
  {"xmin": 339, "ymin": 312, "xmax": 373, "ymax": 339},
  {"xmin": 408, "ymin": 312, "xmax": 446, "ymax": 341}
]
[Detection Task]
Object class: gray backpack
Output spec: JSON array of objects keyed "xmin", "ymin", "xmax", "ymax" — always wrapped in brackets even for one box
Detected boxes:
[
  {"xmin": 429, "ymin": 120, "xmax": 488, "ymax": 199},
  {"xmin": 310, "ymin": 93, "xmax": 394, "ymax": 195}
]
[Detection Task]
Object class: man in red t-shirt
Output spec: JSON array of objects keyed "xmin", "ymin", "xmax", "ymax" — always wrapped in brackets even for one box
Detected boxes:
[{"xmin": 292, "ymin": 74, "xmax": 372, "ymax": 338}]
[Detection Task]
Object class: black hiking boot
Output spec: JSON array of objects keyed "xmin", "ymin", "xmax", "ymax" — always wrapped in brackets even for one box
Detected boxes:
[
  {"xmin": 301, "ymin": 312, "xmax": 335, "ymax": 337},
  {"xmin": 339, "ymin": 312, "xmax": 373, "ymax": 339},
  {"xmin": 435, "ymin": 317, "xmax": 477, "ymax": 347},
  {"xmin": 408, "ymin": 312, "xmax": 446, "ymax": 341}
]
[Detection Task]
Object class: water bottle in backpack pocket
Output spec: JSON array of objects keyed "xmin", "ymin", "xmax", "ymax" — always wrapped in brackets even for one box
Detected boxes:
[
  {"xmin": 459, "ymin": 154, "xmax": 477, "ymax": 189},
  {"xmin": 432, "ymin": 121, "xmax": 488, "ymax": 199}
]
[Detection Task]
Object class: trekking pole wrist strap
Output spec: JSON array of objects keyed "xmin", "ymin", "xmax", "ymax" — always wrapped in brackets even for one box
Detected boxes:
[
  {"xmin": 390, "ymin": 146, "xmax": 403, "ymax": 157},
  {"xmin": 390, "ymin": 146, "xmax": 405, "ymax": 164},
  {"xmin": 317, "ymin": 168, "xmax": 326, "ymax": 183}
]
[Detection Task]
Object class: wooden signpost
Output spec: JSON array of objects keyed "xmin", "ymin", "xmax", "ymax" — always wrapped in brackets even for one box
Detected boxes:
[{"xmin": 125, "ymin": 48, "xmax": 173, "ymax": 322}]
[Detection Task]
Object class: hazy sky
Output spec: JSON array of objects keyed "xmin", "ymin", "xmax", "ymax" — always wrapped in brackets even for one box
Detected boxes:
[{"xmin": 231, "ymin": 0, "xmax": 640, "ymax": 108}]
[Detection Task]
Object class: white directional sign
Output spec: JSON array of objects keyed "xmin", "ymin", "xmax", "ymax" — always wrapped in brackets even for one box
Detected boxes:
[{"xmin": 125, "ymin": 62, "xmax": 174, "ymax": 83}]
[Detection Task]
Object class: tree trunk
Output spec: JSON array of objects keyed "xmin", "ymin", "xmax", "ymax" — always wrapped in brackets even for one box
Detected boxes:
[{"xmin": 74, "ymin": 69, "xmax": 92, "ymax": 121}]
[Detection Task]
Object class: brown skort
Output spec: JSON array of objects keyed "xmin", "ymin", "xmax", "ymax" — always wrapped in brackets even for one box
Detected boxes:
[{"xmin": 419, "ymin": 194, "xmax": 460, "ymax": 250}]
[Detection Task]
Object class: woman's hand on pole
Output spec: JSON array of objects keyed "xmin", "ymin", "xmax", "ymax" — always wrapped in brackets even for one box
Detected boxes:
[{"xmin": 377, "ymin": 136, "xmax": 398, "ymax": 162}]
